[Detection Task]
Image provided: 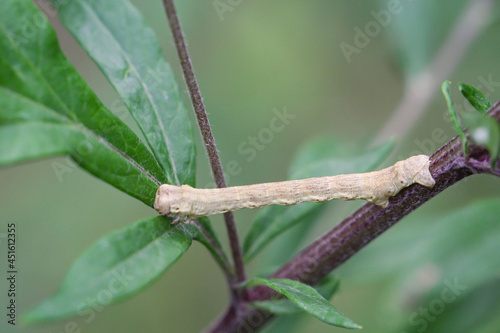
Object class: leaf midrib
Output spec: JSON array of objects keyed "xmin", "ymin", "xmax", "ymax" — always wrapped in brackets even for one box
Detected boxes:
[
  {"xmin": 74, "ymin": 0, "xmax": 179, "ymax": 184},
  {"xmin": 62, "ymin": 226, "xmax": 190, "ymax": 294},
  {"xmin": 0, "ymin": 86, "xmax": 161, "ymax": 185}
]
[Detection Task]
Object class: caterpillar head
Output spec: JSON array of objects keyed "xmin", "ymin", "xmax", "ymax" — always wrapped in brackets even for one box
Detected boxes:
[
  {"xmin": 154, "ymin": 184, "xmax": 184, "ymax": 216},
  {"xmin": 402, "ymin": 155, "xmax": 435, "ymax": 188}
]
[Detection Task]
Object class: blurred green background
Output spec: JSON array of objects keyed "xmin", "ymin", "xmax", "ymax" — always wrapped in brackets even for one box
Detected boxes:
[{"xmin": 1, "ymin": 0, "xmax": 500, "ymax": 332}]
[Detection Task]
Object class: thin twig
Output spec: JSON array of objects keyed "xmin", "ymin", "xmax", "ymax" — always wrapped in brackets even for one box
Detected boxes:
[
  {"xmin": 161, "ymin": 0, "xmax": 247, "ymax": 289},
  {"xmin": 206, "ymin": 101, "xmax": 500, "ymax": 332}
]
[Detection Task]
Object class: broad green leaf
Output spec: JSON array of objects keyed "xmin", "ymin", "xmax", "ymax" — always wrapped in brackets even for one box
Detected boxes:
[
  {"xmin": 0, "ymin": 122, "xmax": 71, "ymax": 163},
  {"xmin": 459, "ymin": 82, "xmax": 492, "ymax": 114},
  {"xmin": 23, "ymin": 216, "xmax": 192, "ymax": 323},
  {"xmin": 463, "ymin": 113, "xmax": 500, "ymax": 167},
  {"xmin": 442, "ymin": 80, "xmax": 468, "ymax": 154},
  {"xmin": 245, "ymin": 278, "xmax": 360, "ymax": 329},
  {"xmin": 0, "ymin": 92, "xmax": 159, "ymax": 204},
  {"xmin": 243, "ymin": 138, "xmax": 395, "ymax": 262},
  {"xmin": 0, "ymin": 0, "xmax": 166, "ymax": 206},
  {"xmin": 51, "ymin": 0, "xmax": 196, "ymax": 186},
  {"xmin": 251, "ymin": 275, "xmax": 339, "ymax": 315}
]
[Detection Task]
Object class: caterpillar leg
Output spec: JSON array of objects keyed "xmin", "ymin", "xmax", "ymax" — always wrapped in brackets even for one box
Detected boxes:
[{"xmin": 170, "ymin": 215, "xmax": 194, "ymax": 226}]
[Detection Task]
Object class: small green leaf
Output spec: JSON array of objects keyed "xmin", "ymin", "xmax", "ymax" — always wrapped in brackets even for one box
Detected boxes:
[
  {"xmin": 23, "ymin": 216, "xmax": 192, "ymax": 323},
  {"xmin": 459, "ymin": 82, "xmax": 492, "ymax": 114},
  {"xmin": 251, "ymin": 275, "xmax": 340, "ymax": 315},
  {"xmin": 245, "ymin": 278, "xmax": 361, "ymax": 329},
  {"xmin": 243, "ymin": 138, "xmax": 395, "ymax": 262},
  {"xmin": 251, "ymin": 297, "xmax": 304, "ymax": 316},
  {"xmin": 442, "ymin": 80, "xmax": 468, "ymax": 154},
  {"xmin": 51, "ymin": 0, "xmax": 196, "ymax": 186},
  {"xmin": 463, "ymin": 113, "xmax": 500, "ymax": 167}
]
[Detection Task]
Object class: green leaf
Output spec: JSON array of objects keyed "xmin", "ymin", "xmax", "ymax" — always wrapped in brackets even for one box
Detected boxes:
[
  {"xmin": 459, "ymin": 82, "xmax": 492, "ymax": 114},
  {"xmin": 243, "ymin": 138, "xmax": 395, "ymax": 262},
  {"xmin": 442, "ymin": 80, "xmax": 468, "ymax": 154},
  {"xmin": 0, "ymin": 0, "xmax": 166, "ymax": 206},
  {"xmin": 252, "ymin": 297, "xmax": 305, "ymax": 316},
  {"xmin": 0, "ymin": 94, "xmax": 159, "ymax": 205},
  {"xmin": 23, "ymin": 216, "xmax": 192, "ymax": 323},
  {"xmin": 0, "ymin": 122, "xmax": 72, "ymax": 163},
  {"xmin": 245, "ymin": 278, "xmax": 360, "ymax": 329},
  {"xmin": 51, "ymin": 0, "xmax": 196, "ymax": 186},
  {"xmin": 251, "ymin": 275, "xmax": 340, "ymax": 316},
  {"xmin": 463, "ymin": 112, "xmax": 500, "ymax": 167}
]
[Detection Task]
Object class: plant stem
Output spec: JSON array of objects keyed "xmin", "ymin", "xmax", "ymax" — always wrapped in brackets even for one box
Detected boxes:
[
  {"xmin": 161, "ymin": 0, "xmax": 247, "ymax": 289},
  {"xmin": 206, "ymin": 101, "xmax": 500, "ymax": 332}
]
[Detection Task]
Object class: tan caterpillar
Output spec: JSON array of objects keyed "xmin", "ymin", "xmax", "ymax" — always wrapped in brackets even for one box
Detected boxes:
[{"xmin": 154, "ymin": 155, "xmax": 435, "ymax": 221}]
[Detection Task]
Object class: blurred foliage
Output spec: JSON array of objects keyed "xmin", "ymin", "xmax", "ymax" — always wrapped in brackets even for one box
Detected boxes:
[
  {"xmin": 338, "ymin": 198, "xmax": 500, "ymax": 332},
  {"xmin": 384, "ymin": 0, "xmax": 469, "ymax": 78},
  {"xmin": 0, "ymin": 1, "xmax": 499, "ymax": 333}
]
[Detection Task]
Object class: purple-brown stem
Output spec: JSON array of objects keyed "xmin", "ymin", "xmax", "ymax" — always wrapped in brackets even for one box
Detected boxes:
[
  {"xmin": 161, "ymin": 0, "xmax": 247, "ymax": 295},
  {"xmin": 206, "ymin": 102, "xmax": 500, "ymax": 332}
]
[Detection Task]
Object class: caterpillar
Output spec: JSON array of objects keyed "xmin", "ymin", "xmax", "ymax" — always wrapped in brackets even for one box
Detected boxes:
[{"xmin": 154, "ymin": 155, "xmax": 435, "ymax": 222}]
